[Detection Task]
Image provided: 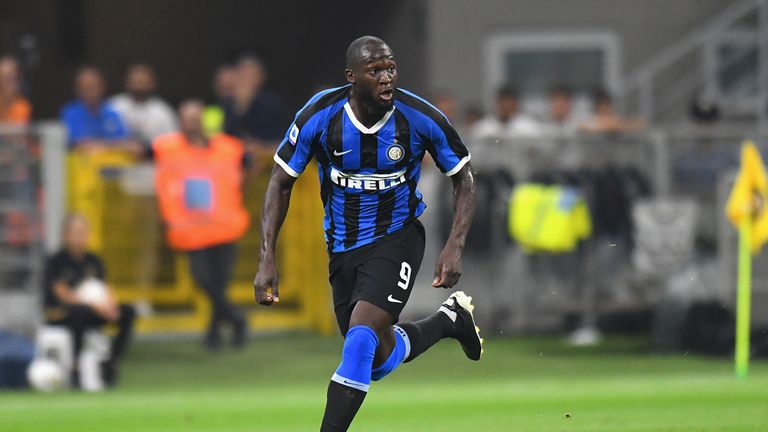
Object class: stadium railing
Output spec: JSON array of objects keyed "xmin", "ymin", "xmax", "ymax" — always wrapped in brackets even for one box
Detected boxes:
[
  {"xmin": 0, "ymin": 124, "xmax": 45, "ymax": 336},
  {"xmin": 28, "ymin": 122, "xmax": 766, "ymax": 335},
  {"xmin": 458, "ymin": 128, "xmax": 761, "ymax": 333}
]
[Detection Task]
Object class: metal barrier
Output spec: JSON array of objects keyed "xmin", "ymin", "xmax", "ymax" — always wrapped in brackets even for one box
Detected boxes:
[
  {"xmin": 44, "ymin": 131, "xmax": 335, "ymax": 336},
  {"xmin": 25, "ymin": 122, "xmax": 768, "ymax": 334},
  {"xmin": 460, "ymin": 129, "xmax": 751, "ymax": 333},
  {"xmin": 0, "ymin": 125, "xmax": 45, "ymax": 335}
]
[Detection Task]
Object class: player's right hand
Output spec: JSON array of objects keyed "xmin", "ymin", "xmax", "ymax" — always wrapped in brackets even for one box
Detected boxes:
[{"xmin": 253, "ymin": 263, "xmax": 280, "ymax": 306}]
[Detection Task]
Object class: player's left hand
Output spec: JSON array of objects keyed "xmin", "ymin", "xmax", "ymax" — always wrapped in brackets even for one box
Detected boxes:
[{"xmin": 433, "ymin": 246, "xmax": 462, "ymax": 288}]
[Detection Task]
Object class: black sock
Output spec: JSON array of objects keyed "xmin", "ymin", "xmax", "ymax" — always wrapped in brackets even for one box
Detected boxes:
[
  {"xmin": 320, "ymin": 380, "xmax": 367, "ymax": 432},
  {"xmin": 398, "ymin": 311, "xmax": 456, "ymax": 363}
]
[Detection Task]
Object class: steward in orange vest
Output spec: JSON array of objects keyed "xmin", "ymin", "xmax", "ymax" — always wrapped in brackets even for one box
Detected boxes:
[
  {"xmin": 152, "ymin": 100, "xmax": 249, "ymax": 350},
  {"xmin": 153, "ymin": 131, "xmax": 249, "ymax": 251}
]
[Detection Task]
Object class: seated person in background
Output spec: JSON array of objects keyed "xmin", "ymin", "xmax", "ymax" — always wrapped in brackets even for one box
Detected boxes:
[
  {"xmin": 44, "ymin": 214, "xmax": 136, "ymax": 387},
  {"xmin": 0, "ymin": 56, "xmax": 31, "ymax": 125},
  {"xmin": 223, "ymin": 54, "xmax": 285, "ymax": 167},
  {"xmin": 471, "ymin": 85, "xmax": 541, "ymax": 141},
  {"xmin": 110, "ymin": 63, "xmax": 177, "ymax": 146},
  {"xmin": 60, "ymin": 66, "xmax": 142, "ymax": 155},
  {"xmin": 579, "ymin": 89, "xmax": 646, "ymax": 133}
]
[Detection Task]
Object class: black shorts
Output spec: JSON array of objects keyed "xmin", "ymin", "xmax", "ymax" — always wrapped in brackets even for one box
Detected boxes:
[{"xmin": 328, "ymin": 220, "xmax": 426, "ymax": 335}]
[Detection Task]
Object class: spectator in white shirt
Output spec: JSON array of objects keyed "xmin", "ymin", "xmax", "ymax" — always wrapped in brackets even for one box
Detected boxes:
[
  {"xmin": 579, "ymin": 89, "xmax": 646, "ymax": 134},
  {"xmin": 471, "ymin": 85, "xmax": 541, "ymax": 141},
  {"xmin": 542, "ymin": 86, "xmax": 586, "ymax": 135},
  {"xmin": 110, "ymin": 64, "xmax": 177, "ymax": 146}
]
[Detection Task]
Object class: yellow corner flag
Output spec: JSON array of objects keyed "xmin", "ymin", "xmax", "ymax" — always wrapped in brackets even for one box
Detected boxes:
[
  {"xmin": 725, "ymin": 140, "xmax": 768, "ymax": 379},
  {"xmin": 726, "ymin": 141, "xmax": 768, "ymax": 253}
]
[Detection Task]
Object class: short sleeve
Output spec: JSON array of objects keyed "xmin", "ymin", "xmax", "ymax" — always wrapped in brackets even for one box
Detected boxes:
[
  {"xmin": 61, "ymin": 105, "xmax": 84, "ymax": 145},
  {"xmin": 91, "ymin": 254, "xmax": 107, "ymax": 280},
  {"xmin": 273, "ymin": 109, "xmax": 319, "ymax": 178},
  {"xmin": 105, "ymin": 110, "xmax": 129, "ymax": 140},
  {"xmin": 43, "ymin": 255, "xmax": 62, "ymax": 289},
  {"xmin": 424, "ymin": 116, "xmax": 471, "ymax": 176}
]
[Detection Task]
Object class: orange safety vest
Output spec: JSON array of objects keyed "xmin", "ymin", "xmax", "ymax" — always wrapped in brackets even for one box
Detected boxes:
[{"xmin": 153, "ymin": 132, "xmax": 249, "ymax": 250}]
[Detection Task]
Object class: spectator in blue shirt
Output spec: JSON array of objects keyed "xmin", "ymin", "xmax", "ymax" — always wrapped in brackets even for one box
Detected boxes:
[{"xmin": 61, "ymin": 66, "xmax": 142, "ymax": 155}]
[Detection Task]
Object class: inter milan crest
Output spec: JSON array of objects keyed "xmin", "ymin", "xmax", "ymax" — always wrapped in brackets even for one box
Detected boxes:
[{"xmin": 387, "ymin": 144, "xmax": 404, "ymax": 162}]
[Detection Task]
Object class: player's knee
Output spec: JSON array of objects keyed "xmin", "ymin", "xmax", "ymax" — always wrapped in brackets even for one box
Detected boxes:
[
  {"xmin": 333, "ymin": 325, "xmax": 379, "ymax": 391},
  {"xmin": 341, "ymin": 325, "xmax": 379, "ymax": 362}
]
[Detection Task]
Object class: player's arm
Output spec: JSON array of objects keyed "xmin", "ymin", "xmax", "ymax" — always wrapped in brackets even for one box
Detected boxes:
[
  {"xmin": 253, "ymin": 91, "xmax": 326, "ymax": 304},
  {"xmin": 253, "ymin": 163, "xmax": 298, "ymax": 306},
  {"xmin": 414, "ymin": 95, "xmax": 475, "ymax": 288},
  {"xmin": 433, "ymin": 163, "xmax": 475, "ymax": 288},
  {"xmin": 52, "ymin": 280, "xmax": 80, "ymax": 305}
]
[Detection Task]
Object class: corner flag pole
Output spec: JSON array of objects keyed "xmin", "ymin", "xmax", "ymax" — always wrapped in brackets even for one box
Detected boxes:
[{"xmin": 735, "ymin": 215, "xmax": 752, "ymax": 379}]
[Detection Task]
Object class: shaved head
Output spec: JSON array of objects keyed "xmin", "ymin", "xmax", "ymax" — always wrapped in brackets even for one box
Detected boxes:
[
  {"xmin": 345, "ymin": 35, "xmax": 398, "ymax": 114},
  {"xmin": 346, "ymin": 36, "xmax": 391, "ymax": 68}
]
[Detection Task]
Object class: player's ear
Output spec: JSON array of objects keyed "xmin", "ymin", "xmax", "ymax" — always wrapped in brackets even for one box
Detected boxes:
[{"xmin": 345, "ymin": 68, "xmax": 354, "ymax": 84}]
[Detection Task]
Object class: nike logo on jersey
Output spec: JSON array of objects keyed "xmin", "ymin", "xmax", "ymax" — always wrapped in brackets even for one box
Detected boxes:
[
  {"xmin": 330, "ymin": 167, "xmax": 407, "ymax": 191},
  {"xmin": 333, "ymin": 149, "xmax": 353, "ymax": 156},
  {"xmin": 387, "ymin": 295, "xmax": 403, "ymax": 304}
]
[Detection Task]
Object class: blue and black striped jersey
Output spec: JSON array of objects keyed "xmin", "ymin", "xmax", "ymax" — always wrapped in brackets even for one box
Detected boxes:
[{"xmin": 274, "ymin": 85, "xmax": 471, "ymax": 253}]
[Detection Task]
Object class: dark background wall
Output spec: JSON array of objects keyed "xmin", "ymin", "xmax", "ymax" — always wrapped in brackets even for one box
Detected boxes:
[{"xmin": 0, "ymin": 0, "xmax": 427, "ymax": 118}]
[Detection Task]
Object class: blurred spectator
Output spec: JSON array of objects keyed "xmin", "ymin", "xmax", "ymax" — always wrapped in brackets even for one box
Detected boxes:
[
  {"xmin": 153, "ymin": 99, "xmax": 249, "ymax": 351},
  {"xmin": 43, "ymin": 214, "xmax": 136, "ymax": 387},
  {"xmin": 203, "ymin": 64, "xmax": 236, "ymax": 137},
  {"xmin": 60, "ymin": 66, "xmax": 141, "ymax": 155},
  {"xmin": 542, "ymin": 86, "xmax": 582, "ymax": 134},
  {"xmin": 110, "ymin": 63, "xmax": 177, "ymax": 145},
  {"xmin": 689, "ymin": 90, "xmax": 721, "ymax": 124},
  {"xmin": 472, "ymin": 85, "xmax": 541, "ymax": 141},
  {"xmin": 0, "ymin": 56, "xmax": 31, "ymax": 125},
  {"xmin": 462, "ymin": 103, "xmax": 484, "ymax": 130},
  {"xmin": 224, "ymin": 55, "xmax": 285, "ymax": 160},
  {"xmin": 579, "ymin": 89, "xmax": 646, "ymax": 133},
  {"xmin": 430, "ymin": 89, "xmax": 459, "ymax": 123}
]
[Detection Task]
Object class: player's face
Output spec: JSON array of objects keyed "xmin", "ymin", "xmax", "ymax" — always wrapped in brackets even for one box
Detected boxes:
[{"xmin": 349, "ymin": 45, "xmax": 398, "ymax": 109}]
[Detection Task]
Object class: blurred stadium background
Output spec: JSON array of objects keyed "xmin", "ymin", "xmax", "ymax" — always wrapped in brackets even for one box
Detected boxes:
[{"xmin": 1, "ymin": 0, "xmax": 768, "ymax": 430}]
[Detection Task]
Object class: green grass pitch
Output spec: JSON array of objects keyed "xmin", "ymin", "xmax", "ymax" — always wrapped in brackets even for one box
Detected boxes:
[{"xmin": 1, "ymin": 334, "xmax": 767, "ymax": 431}]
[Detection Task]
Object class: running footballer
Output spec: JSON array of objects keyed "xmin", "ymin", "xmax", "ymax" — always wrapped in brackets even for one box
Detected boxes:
[{"xmin": 253, "ymin": 35, "xmax": 481, "ymax": 431}]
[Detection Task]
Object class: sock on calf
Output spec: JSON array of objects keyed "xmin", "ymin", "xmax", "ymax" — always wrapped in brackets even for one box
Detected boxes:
[
  {"xmin": 321, "ymin": 325, "xmax": 379, "ymax": 432},
  {"xmin": 397, "ymin": 310, "xmax": 457, "ymax": 363}
]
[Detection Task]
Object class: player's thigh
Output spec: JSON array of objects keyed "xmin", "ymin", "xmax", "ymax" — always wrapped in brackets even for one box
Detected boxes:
[
  {"xmin": 329, "ymin": 254, "xmax": 357, "ymax": 336},
  {"xmin": 353, "ymin": 225, "xmax": 426, "ymax": 322}
]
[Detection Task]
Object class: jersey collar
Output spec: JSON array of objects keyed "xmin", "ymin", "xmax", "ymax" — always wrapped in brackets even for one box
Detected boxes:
[{"xmin": 343, "ymin": 101, "xmax": 395, "ymax": 135}]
